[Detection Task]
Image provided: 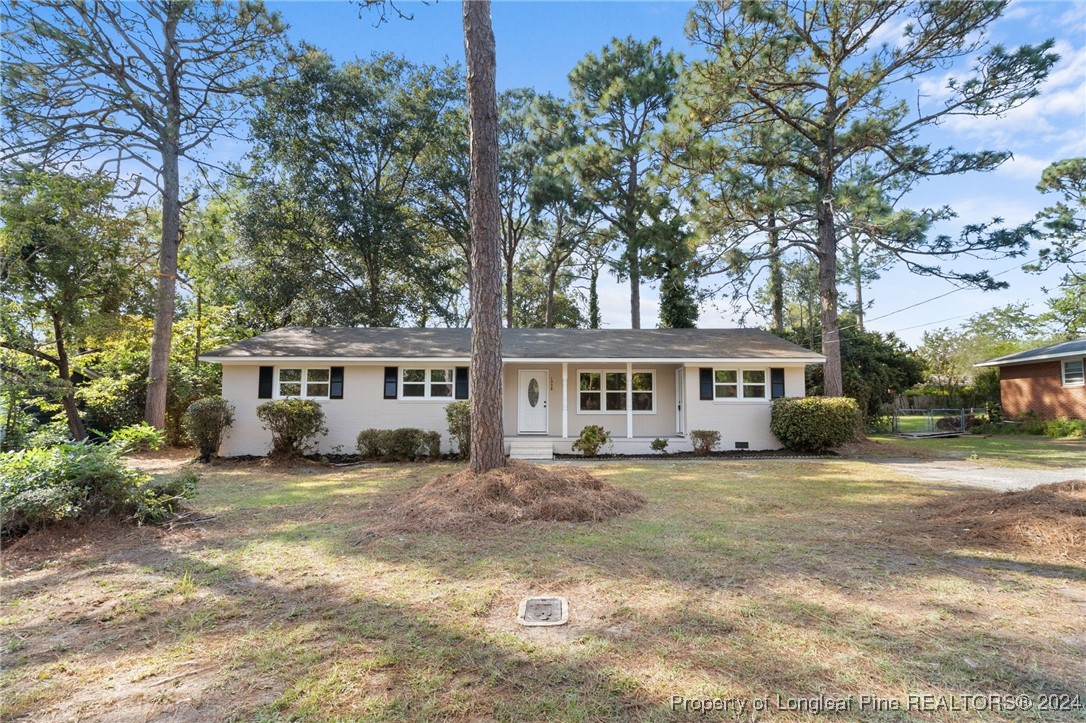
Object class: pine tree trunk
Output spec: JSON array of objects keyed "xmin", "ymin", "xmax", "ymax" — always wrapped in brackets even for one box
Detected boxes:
[
  {"xmin": 145, "ymin": 9, "xmax": 181, "ymax": 430},
  {"xmin": 463, "ymin": 0, "xmax": 505, "ymax": 473},
  {"xmin": 52, "ymin": 312, "xmax": 87, "ymax": 441},
  {"xmin": 851, "ymin": 237, "xmax": 865, "ymax": 331},
  {"xmin": 629, "ymin": 259, "xmax": 641, "ymax": 329},
  {"xmin": 505, "ymin": 261, "xmax": 515, "ymax": 327},
  {"xmin": 767, "ymin": 213, "xmax": 783, "ymax": 332},
  {"xmin": 818, "ymin": 199, "xmax": 843, "ymax": 397},
  {"xmin": 589, "ymin": 264, "xmax": 601, "ymax": 329},
  {"xmin": 544, "ymin": 266, "xmax": 558, "ymax": 328}
]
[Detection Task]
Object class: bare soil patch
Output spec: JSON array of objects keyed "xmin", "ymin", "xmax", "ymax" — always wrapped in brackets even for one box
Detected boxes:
[
  {"xmin": 923, "ymin": 480, "xmax": 1086, "ymax": 560},
  {"xmin": 373, "ymin": 461, "xmax": 645, "ymax": 533}
]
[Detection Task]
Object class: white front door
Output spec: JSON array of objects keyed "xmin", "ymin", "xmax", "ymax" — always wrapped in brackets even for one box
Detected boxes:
[
  {"xmin": 518, "ymin": 370, "xmax": 549, "ymax": 434},
  {"xmin": 675, "ymin": 368, "xmax": 686, "ymax": 435}
]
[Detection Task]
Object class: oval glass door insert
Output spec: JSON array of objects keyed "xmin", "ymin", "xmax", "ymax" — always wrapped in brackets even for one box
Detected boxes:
[{"xmin": 528, "ymin": 378, "xmax": 540, "ymax": 407}]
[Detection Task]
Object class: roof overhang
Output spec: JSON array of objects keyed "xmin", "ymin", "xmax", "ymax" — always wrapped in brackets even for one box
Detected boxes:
[
  {"xmin": 200, "ymin": 355, "xmax": 826, "ymax": 365},
  {"xmin": 974, "ymin": 350, "xmax": 1086, "ymax": 368}
]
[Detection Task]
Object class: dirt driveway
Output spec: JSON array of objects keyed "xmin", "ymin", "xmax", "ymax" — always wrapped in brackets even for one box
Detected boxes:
[{"xmin": 873, "ymin": 458, "xmax": 1085, "ymax": 491}]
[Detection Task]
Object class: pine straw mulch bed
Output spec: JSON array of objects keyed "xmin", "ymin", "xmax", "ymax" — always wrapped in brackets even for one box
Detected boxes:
[
  {"xmin": 365, "ymin": 461, "xmax": 645, "ymax": 535},
  {"xmin": 921, "ymin": 479, "xmax": 1086, "ymax": 561}
]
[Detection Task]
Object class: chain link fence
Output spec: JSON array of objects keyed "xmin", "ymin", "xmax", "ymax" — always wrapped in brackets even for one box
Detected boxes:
[{"xmin": 892, "ymin": 407, "xmax": 987, "ymax": 434}]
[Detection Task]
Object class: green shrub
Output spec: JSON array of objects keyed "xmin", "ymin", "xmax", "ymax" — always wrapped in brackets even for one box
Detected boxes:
[
  {"xmin": 107, "ymin": 422, "xmax": 166, "ymax": 453},
  {"xmin": 770, "ymin": 397, "xmax": 860, "ymax": 453},
  {"xmin": 445, "ymin": 400, "xmax": 471, "ymax": 460},
  {"xmin": 256, "ymin": 399, "xmax": 328, "ymax": 458},
  {"xmin": 650, "ymin": 437, "xmax": 669, "ymax": 454},
  {"xmin": 134, "ymin": 470, "xmax": 200, "ymax": 524},
  {"xmin": 183, "ymin": 397, "xmax": 235, "ymax": 461},
  {"xmin": 356, "ymin": 428, "xmax": 441, "ymax": 462},
  {"xmin": 356, "ymin": 428, "xmax": 385, "ymax": 459},
  {"xmin": 1042, "ymin": 417, "xmax": 1085, "ymax": 438},
  {"xmin": 25, "ymin": 420, "xmax": 70, "ymax": 449},
  {"xmin": 0, "ymin": 442, "xmax": 197, "ymax": 535},
  {"xmin": 572, "ymin": 425, "xmax": 611, "ymax": 457},
  {"xmin": 689, "ymin": 430, "xmax": 721, "ymax": 455}
]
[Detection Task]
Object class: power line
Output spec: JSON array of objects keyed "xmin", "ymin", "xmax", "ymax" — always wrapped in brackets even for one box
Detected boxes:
[{"xmin": 829, "ymin": 249, "xmax": 1083, "ymax": 337}]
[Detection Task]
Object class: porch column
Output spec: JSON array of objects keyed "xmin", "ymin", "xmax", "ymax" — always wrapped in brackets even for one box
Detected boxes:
[
  {"xmin": 626, "ymin": 362, "xmax": 634, "ymax": 439},
  {"xmin": 562, "ymin": 363, "xmax": 569, "ymax": 439}
]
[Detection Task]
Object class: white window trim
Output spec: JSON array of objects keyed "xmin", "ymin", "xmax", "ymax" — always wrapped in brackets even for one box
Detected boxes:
[
  {"xmin": 399, "ymin": 367, "xmax": 457, "ymax": 401},
  {"xmin": 713, "ymin": 367, "xmax": 771, "ymax": 402},
  {"xmin": 275, "ymin": 366, "xmax": 331, "ymax": 400},
  {"xmin": 1062, "ymin": 359, "xmax": 1085, "ymax": 387},
  {"xmin": 575, "ymin": 370, "xmax": 656, "ymax": 415}
]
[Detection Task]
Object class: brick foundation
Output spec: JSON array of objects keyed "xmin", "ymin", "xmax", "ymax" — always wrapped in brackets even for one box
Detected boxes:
[{"xmin": 999, "ymin": 360, "xmax": 1086, "ymax": 419}]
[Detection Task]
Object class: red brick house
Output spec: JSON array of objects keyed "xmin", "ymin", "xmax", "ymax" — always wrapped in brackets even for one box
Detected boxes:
[{"xmin": 975, "ymin": 338, "xmax": 1086, "ymax": 419}]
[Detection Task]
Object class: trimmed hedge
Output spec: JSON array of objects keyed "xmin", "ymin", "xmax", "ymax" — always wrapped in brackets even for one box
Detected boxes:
[
  {"xmin": 689, "ymin": 430, "xmax": 721, "ymax": 456},
  {"xmin": 445, "ymin": 401, "xmax": 471, "ymax": 460},
  {"xmin": 184, "ymin": 397, "xmax": 235, "ymax": 461},
  {"xmin": 770, "ymin": 397, "xmax": 860, "ymax": 453},
  {"xmin": 356, "ymin": 428, "xmax": 442, "ymax": 462},
  {"xmin": 256, "ymin": 399, "xmax": 328, "ymax": 458}
]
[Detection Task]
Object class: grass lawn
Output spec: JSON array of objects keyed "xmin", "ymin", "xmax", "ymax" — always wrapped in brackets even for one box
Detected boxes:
[
  {"xmin": 867, "ymin": 433, "xmax": 1086, "ymax": 470},
  {"xmin": 3, "ymin": 454, "xmax": 1085, "ymax": 721}
]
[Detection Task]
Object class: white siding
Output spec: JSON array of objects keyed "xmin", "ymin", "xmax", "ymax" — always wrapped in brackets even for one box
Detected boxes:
[
  {"xmin": 218, "ymin": 360, "xmax": 813, "ymax": 456},
  {"xmin": 220, "ymin": 364, "xmax": 454, "ymax": 456},
  {"xmin": 681, "ymin": 363, "xmax": 810, "ymax": 451},
  {"xmin": 502, "ymin": 363, "xmax": 682, "ymax": 439}
]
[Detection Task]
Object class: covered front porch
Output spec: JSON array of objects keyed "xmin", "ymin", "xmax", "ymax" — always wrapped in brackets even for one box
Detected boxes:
[
  {"xmin": 503, "ymin": 434, "xmax": 692, "ymax": 460},
  {"xmin": 502, "ymin": 361, "xmax": 689, "ymax": 459}
]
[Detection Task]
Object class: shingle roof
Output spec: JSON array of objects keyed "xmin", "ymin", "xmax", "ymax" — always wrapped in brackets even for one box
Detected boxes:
[
  {"xmin": 975, "ymin": 337, "xmax": 1086, "ymax": 367},
  {"xmin": 201, "ymin": 327, "xmax": 825, "ymax": 362}
]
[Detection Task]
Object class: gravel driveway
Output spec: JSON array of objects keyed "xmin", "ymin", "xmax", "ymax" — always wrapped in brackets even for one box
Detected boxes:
[{"xmin": 873, "ymin": 459, "xmax": 1085, "ymax": 491}]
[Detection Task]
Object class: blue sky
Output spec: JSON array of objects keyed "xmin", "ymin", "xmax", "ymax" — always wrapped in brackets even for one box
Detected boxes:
[{"xmin": 267, "ymin": 0, "xmax": 1086, "ymax": 344}]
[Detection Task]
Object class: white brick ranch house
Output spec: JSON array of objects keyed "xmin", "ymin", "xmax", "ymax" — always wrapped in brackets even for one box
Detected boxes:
[{"xmin": 200, "ymin": 327, "xmax": 826, "ymax": 459}]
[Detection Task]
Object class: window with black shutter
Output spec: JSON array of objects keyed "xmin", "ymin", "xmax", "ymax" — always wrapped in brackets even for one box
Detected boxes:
[{"xmin": 383, "ymin": 366, "xmax": 398, "ymax": 399}]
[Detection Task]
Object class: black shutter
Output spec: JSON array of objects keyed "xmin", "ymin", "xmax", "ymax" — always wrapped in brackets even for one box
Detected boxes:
[
  {"xmin": 258, "ymin": 366, "xmax": 274, "ymax": 399},
  {"xmin": 455, "ymin": 366, "xmax": 469, "ymax": 399},
  {"xmin": 383, "ymin": 366, "xmax": 398, "ymax": 399},
  {"xmin": 699, "ymin": 368, "xmax": 713, "ymax": 400},
  {"xmin": 330, "ymin": 366, "xmax": 344, "ymax": 399},
  {"xmin": 770, "ymin": 368, "xmax": 785, "ymax": 399}
]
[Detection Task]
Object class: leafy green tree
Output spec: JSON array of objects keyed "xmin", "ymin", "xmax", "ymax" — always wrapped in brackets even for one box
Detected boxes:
[
  {"xmin": 685, "ymin": 0, "xmax": 1057, "ymax": 395},
  {"xmin": 2, "ymin": 0, "xmax": 288, "ymax": 429},
  {"xmin": 0, "ymin": 171, "xmax": 140, "ymax": 439},
  {"xmin": 1041, "ymin": 280, "xmax": 1085, "ymax": 339},
  {"xmin": 528, "ymin": 95, "xmax": 603, "ymax": 328},
  {"xmin": 793, "ymin": 317, "xmax": 924, "ymax": 420},
  {"xmin": 1030, "ymin": 158, "xmax": 1085, "ymax": 284},
  {"xmin": 239, "ymin": 49, "xmax": 462, "ymax": 326},
  {"xmin": 569, "ymin": 36, "xmax": 681, "ymax": 328},
  {"xmin": 511, "ymin": 252, "xmax": 584, "ymax": 329},
  {"xmin": 498, "ymin": 89, "xmax": 544, "ymax": 327}
]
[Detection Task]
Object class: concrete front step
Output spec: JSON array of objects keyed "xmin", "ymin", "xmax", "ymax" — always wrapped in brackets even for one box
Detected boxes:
[{"xmin": 507, "ymin": 437, "xmax": 555, "ymax": 460}]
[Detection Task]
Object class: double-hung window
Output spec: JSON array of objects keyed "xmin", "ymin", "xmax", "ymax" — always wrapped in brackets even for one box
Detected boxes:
[
  {"xmin": 277, "ymin": 368, "xmax": 330, "ymax": 399},
  {"xmin": 401, "ymin": 368, "xmax": 455, "ymax": 399},
  {"xmin": 578, "ymin": 371, "xmax": 655, "ymax": 413},
  {"xmin": 1063, "ymin": 359, "xmax": 1085, "ymax": 386},
  {"xmin": 714, "ymin": 369, "xmax": 768, "ymax": 400}
]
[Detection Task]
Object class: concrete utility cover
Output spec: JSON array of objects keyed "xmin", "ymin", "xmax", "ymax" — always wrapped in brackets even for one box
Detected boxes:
[{"xmin": 518, "ymin": 596, "xmax": 568, "ymax": 626}]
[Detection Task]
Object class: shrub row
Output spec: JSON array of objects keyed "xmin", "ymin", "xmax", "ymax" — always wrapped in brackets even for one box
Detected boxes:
[
  {"xmin": 0, "ymin": 442, "xmax": 197, "ymax": 536},
  {"xmin": 974, "ymin": 415, "xmax": 1086, "ymax": 439},
  {"xmin": 357, "ymin": 428, "xmax": 441, "ymax": 461}
]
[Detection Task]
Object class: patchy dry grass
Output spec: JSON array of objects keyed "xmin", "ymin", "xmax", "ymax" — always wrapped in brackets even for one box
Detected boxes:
[
  {"xmin": 2, "ymin": 455, "xmax": 1085, "ymax": 721},
  {"xmin": 866, "ymin": 433, "xmax": 1086, "ymax": 470}
]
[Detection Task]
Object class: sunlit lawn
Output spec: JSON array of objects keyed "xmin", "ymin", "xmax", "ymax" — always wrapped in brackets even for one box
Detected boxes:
[
  {"xmin": 869, "ymin": 433, "xmax": 1086, "ymax": 470},
  {"xmin": 2, "ymin": 456, "xmax": 1084, "ymax": 721}
]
